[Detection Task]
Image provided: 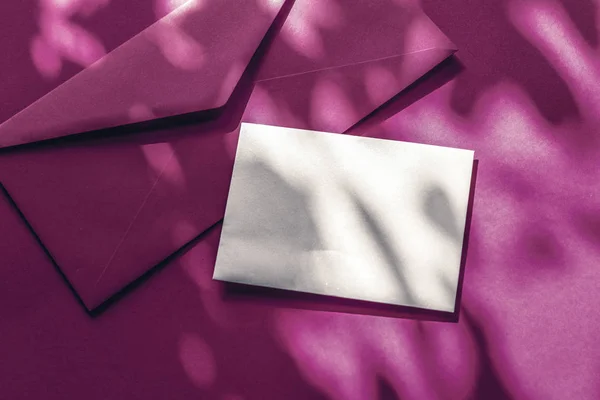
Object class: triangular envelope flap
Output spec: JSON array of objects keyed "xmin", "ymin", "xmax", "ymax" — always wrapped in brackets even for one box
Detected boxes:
[
  {"xmin": 0, "ymin": 0, "xmax": 164, "ymax": 127},
  {"xmin": 244, "ymin": 47, "xmax": 454, "ymax": 133},
  {"xmin": 0, "ymin": 125, "xmax": 241, "ymax": 310},
  {"xmin": 256, "ymin": 0, "xmax": 456, "ymax": 81},
  {"xmin": 0, "ymin": 0, "xmax": 284, "ymax": 149}
]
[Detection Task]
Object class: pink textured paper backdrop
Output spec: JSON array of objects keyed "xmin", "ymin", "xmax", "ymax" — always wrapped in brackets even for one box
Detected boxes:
[{"xmin": 1, "ymin": 1, "xmax": 599, "ymax": 400}]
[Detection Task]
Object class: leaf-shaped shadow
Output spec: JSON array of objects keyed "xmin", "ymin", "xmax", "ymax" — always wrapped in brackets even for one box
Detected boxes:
[
  {"xmin": 462, "ymin": 308, "xmax": 514, "ymax": 400},
  {"xmin": 377, "ymin": 374, "xmax": 400, "ymax": 400},
  {"xmin": 221, "ymin": 158, "xmax": 324, "ymax": 291},
  {"xmin": 422, "ymin": 185, "xmax": 461, "ymax": 242},
  {"xmin": 351, "ymin": 194, "xmax": 415, "ymax": 305}
]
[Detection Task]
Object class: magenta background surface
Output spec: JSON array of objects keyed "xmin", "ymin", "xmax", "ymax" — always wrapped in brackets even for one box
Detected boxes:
[{"xmin": 1, "ymin": 0, "xmax": 599, "ymax": 399}]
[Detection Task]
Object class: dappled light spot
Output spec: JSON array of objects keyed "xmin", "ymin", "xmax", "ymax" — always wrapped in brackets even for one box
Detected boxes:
[
  {"xmin": 159, "ymin": 149, "xmax": 187, "ymax": 187},
  {"xmin": 45, "ymin": 0, "xmax": 82, "ymax": 14},
  {"xmin": 148, "ymin": 25, "xmax": 206, "ymax": 70},
  {"xmin": 44, "ymin": 0, "xmax": 110, "ymax": 15},
  {"xmin": 38, "ymin": 0, "xmax": 110, "ymax": 68},
  {"xmin": 170, "ymin": 219, "xmax": 197, "ymax": 245},
  {"xmin": 275, "ymin": 312, "xmax": 368, "ymax": 400},
  {"xmin": 511, "ymin": 1, "xmax": 596, "ymax": 81},
  {"xmin": 477, "ymin": 83, "xmax": 566, "ymax": 163},
  {"xmin": 364, "ymin": 65, "xmax": 399, "ymax": 105},
  {"xmin": 154, "ymin": 0, "xmax": 193, "ymax": 18},
  {"xmin": 509, "ymin": 0, "xmax": 600, "ymax": 113},
  {"xmin": 256, "ymin": 0, "xmax": 285, "ymax": 15},
  {"xmin": 381, "ymin": 89, "xmax": 466, "ymax": 146},
  {"xmin": 141, "ymin": 142, "xmax": 176, "ymax": 180},
  {"xmin": 217, "ymin": 61, "xmax": 246, "ymax": 106},
  {"xmin": 245, "ymin": 86, "xmax": 304, "ymax": 128},
  {"xmin": 402, "ymin": 9, "xmax": 454, "ymax": 52},
  {"xmin": 278, "ymin": 0, "xmax": 344, "ymax": 59},
  {"xmin": 310, "ymin": 78, "xmax": 358, "ymax": 132},
  {"xmin": 178, "ymin": 332, "xmax": 216, "ymax": 388},
  {"xmin": 306, "ymin": 0, "xmax": 344, "ymax": 30},
  {"xmin": 39, "ymin": 16, "xmax": 107, "ymax": 67},
  {"xmin": 128, "ymin": 103, "xmax": 156, "ymax": 122},
  {"xmin": 48, "ymin": 0, "xmax": 76, "ymax": 9},
  {"xmin": 282, "ymin": 14, "xmax": 325, "ymax": 59},
  {"xmin": 244, "ymin": 86, "xmax": 279, "ymax": 124},
  {"xmin": 30, "ymin": 35, "xmax": 62, "ymax": 79}
]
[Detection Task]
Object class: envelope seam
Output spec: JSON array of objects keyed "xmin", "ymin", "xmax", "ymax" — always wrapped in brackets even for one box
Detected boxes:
[
  {"xmin": 95, "ymin": 150, "xmax": 176, "ymax": 286},
  {"xmin": 255, "ymin": 47, "xmax": 454, "ymax": 82}
]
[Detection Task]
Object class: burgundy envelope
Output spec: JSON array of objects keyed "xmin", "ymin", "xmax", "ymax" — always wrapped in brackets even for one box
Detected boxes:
[
  {"xmin": 0, "ymin": 0, "xmax": 285, "ymax": 147},
  {"xmin": 0, "ymin": 0, "xmax": 287, "ymax": 310},
  {"xmin": 0, "ymin": 0, "xmax": 455, "ymax": 311},
  {"xmin": 244, "ymin": 0, "xmax": 457, "ymax": 133}
]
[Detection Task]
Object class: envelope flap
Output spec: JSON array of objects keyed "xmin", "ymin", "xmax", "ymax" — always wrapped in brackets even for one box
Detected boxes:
[
  {"xmin": 244, "ymin": 46, "xmax": 455, "ymax": 134},
  {"xmin": 214, "ymin": 123, "xmax": 474, "ymax": 312},
  {"xmin": 0, "ymin": 0, "xmax": 163, "ymax": 128},
  {"xmin": 0, "ymin": 0, "xmax": 284, "ymax": 149},
  {"xmin": 0, "ymin": 124, "xmax": 241, "ymax": 310},
  {"xmin": 256, "ymin": 0, "xmax": 456, "ymax": 81}
]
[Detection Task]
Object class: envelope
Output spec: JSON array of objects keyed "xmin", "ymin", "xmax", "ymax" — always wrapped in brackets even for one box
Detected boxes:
[
  {"xmin": 0, "ymin": 0, "xmax": 457, "ymax": 312},
  {"xmin": 0, "ymin": 0, "xmax": 287, "ymax": 311},
  {"xmin": 213, "ymin": 123, "xmax": 474, "ymax": 312},
  {"xmin": 243, "ymin": 0, "xmax": 457, "ymax": 132},
  {"xmin": 0, "ymin": 0, "xmax": 285, "ymax": 148}
]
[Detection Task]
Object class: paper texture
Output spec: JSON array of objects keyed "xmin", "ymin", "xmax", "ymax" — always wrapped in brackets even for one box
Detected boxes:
[{"xmin": 214, "ymin": 123, "xmax": 474, "ymax": 312}]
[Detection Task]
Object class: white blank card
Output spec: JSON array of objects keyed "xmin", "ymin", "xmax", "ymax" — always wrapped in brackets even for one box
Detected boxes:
[{"xmin": 213, "ymin": 123, "xmax": 474, "ymax": 312}]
